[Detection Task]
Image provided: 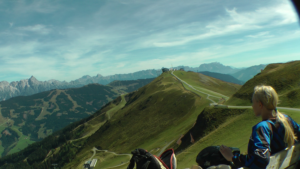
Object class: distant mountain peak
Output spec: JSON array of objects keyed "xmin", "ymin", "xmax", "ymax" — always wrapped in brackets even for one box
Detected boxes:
[
  {"xmin": 96, "ymin": 74, "xmax": 103, "ymax": 78},
  {"xmin": 29, "ymin": 76, "xmax": 38, "ymax": 82},
  {"xmin": 81, "ymin": 75, "xmax": 91, "ymax": 79}
]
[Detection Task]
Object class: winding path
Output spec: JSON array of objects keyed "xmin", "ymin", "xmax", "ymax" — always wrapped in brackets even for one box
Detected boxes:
[
  {"xmin": 87, "ymin": 147, "xmax": 132, "ymax": 169},
  {"xmin": 171, "ymin": 71, "xmax": 225, "ymax": 103},
  {"xmin": 171, "ymin": 71, "xmax": 300, "ymax": 112}
]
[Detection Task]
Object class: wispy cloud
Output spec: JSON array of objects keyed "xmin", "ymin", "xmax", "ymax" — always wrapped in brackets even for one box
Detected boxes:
[
  {"xmin": 131, "ymin": 0, "xmax": 298, "ymax": 49},
  {"xmin": 246, "ymin": 31, "xmax": 274, "ymax": 38},
  {"xmin": 0, "ymin": 0, "xmax": 299, "ymax": 82},
  {"xmin": 18, "ymin": 24, "xmax": 51, "ymax": 34},
  {"xmin": 12, "ymin": 0, "xmax": 60, "ymax": 14}
]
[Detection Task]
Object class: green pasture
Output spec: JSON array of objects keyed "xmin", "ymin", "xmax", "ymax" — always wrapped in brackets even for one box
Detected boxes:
[
  {"xmin": 176, "ymin": 108, "xmax": 300, "ymax": 168},
  {"xmin": 94, "ymin": 152, "xmax": 131, "ymax": 169},
  {"xmin": 7, "ymin": 135, "xmax": 34, "ymax": 155},
  {"xmin": 172, "ymin": 71, "xmax": 240, "ymax": 97},
  {"xmin": 106, "ymin": 95, "xmax": 127, "ymax": 120}
]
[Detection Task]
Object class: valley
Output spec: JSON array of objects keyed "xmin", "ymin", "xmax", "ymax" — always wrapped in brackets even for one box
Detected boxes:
[{"xmin": 0, "ymin": 61, "xmax": 299, "ymax": 169}]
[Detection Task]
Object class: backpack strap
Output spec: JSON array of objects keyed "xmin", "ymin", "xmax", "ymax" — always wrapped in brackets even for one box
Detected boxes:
[
  {"xmin": 127, "ymin": 148, "xmax": 160, "ymax": 169},
  {"xmin": 127, "ymin": 157, "xmax": 135, "ymax": 169},
  {"xmin": 266, "ymin": 120, "xmax": 274, "ymax": 139},
  {"xmin": 141, "ymin": 161, "xmax": 151, "ymax": 169}
]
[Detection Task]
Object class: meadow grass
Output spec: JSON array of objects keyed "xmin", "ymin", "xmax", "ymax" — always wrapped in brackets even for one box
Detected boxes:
[
  {"xmin": 94, "ymin": 152, "xmax": 131, "ymax": 169},
  {"xmin": 8, "ymin": 135, "xmax": 34, "ymax": 155},
  {"xmin": 0, "ymin": 126, "xmax": 8, "ymax": 156},
  {"xmin": 173, "ymin": 71, "xmax": 241, "ymax": 97},
  {"xmin": 64, "ymin": 73, "xmax": 211, "ymax": 168},
  {"xmin": 176, "ymin": 108, "xmax": 300, "ymax": 168},
  {"xmin": 57, "ymin": 69, "xmax": 300, "ymax": 169},
  {"xmin": 226, "ymin": 61, "xmax": 300, "ymax": 107},
  {"xmin": 106, "ymin": 95, "xmax": 127, "ymax": 119}
]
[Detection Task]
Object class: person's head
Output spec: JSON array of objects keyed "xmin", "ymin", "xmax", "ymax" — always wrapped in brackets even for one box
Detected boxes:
[
  {"xmin": 252, "ymin": 85, "xmax": 278, "ymax": 117},
  {"xmin": 252, "ymin": 85, "xmax": 297, "ymax": 148}
]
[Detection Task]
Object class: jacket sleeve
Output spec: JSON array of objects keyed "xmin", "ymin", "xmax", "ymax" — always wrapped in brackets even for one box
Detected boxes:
[{"xmin": 232, "ymin": 124, "xmax": 271, "ymax": 169}]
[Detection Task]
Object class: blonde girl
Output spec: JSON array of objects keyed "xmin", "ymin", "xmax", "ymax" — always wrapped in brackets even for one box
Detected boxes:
[{"xmin": 220, "ymin": 85, "xmax": 300, "ymax": 169}]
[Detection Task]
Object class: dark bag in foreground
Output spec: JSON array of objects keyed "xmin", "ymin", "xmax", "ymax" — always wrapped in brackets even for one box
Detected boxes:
[
  {"xmin": 196, "ymin": 146, "xmax": 240, "ymax": 169},
  {"xmin": 127, "ymin": 148, "xmax": 177, "ymax": 169}
]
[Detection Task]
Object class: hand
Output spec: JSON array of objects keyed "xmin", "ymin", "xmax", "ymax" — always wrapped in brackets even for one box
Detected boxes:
[{"xmin": 219, "ymin": 145, "xmax": 234, "ymax": 162}]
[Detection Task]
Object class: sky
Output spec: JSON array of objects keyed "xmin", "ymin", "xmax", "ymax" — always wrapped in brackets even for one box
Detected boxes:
[{"xmin": 0, "ymin": 0, "xmax": 300, "ymax": 83}]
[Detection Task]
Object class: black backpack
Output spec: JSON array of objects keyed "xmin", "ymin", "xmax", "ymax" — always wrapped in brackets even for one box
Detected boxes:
[
  {"xmin": 127, "ymin": 148, "xmax": 177, "ymax": 169},
  {"xmin": 196, "ymin": 146, "xmax": 240, "ymax": 169}
]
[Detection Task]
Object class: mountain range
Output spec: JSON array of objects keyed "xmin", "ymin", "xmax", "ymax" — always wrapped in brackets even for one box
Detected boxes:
[
  {"xmin": 0, "ymin": 78, "xmax": 155, "ymax": 157},
  {"xmin": 0, "ymin": 60, "xmax": 299, "ymax": 169},
  {"xmin": 0, "ymin": 62, "xmax": 266, "ymax": 101}
]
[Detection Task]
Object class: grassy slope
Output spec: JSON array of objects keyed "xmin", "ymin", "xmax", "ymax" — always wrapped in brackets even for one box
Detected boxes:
[
  {"xmin": 173, "ymin": 71, "xmax": 241, "ymax": 97},
  {"xmin": 64, "ymin": 72, "xmax": 213, "ymax": 169},
  {"xmin": 0, "ymin": 84, "xmax": 121, "ymax": 157},
  {"xmin": 63, "ymin": 71, "xmax": 245, "ymax": 169},
  {"xmin": 171, "ymin": 64, "xmax": 300, "ymax": 168},
  {"xmin": 93, "ymin": 152, "xmax": 131, "ymax": 169},
  {"xmin": 226, "ymin": 61, "xmax": 300, "ymax": 107},
  {"xmin": 4, "ymin": 64, "xmax": 299, "ymax": 169},
  {"xmin": 64, "ymin": 67, "xmax": 300, "ymax": 169},
  {"xmin": 176, "ymin": 108, "xmax": 300, "ymax": 168}
]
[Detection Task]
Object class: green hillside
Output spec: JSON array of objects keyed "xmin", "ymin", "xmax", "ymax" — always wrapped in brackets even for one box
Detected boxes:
[
  {"xmin": 226, "ymin": 61, "xmax": 300, "ymax": 107},
  {"xmin": 1, "ymin": 64, "xmax": 299, "ymax": 169},
  {"xmin": 0, "ymin": 93, "xmax": 125, "ymax": 169},
  {"xmin": 176, "ymin": 108, "xmax": 300, "ymax": 168},
  {"xmin": 108, "ymin": 78, "xmax": 155, "ymax": 93},
  {"xmin": 0, "ymin": 70, "xmax": 239, "ymax": 168},
  {"xmin": 0, "ymin": 84, "xmax": 118, "ymax": 157},
  {"xmin": 0, "ymin": 78, "xmax": 155, "ymax": 158},
  {"xmin": 63, "ymin": 72, "xmax": 210, "ymax": 169},
  {"xmin": 173, "ymin": 71, "xmax": 241, "ymax": 97}
]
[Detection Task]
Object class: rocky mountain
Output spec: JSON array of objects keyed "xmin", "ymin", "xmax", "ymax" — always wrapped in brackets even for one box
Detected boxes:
[
  {"xmin": 198, "ymin": 62, "xmax": 242, "ymax": 74},
  {"xmin": 173, "ymin": 63, "xmax": 267, "ymax": 83},
  {"xmin": 0, "ymin": 78, "xmax": 155, "ymax": 157},
  {"xmin": 173, "ymin": 62, "xmax": 243, "ymax": 74},
  {"xmin": 226, "ymin": 61, "xmax": 300, "ymax": 107},
  {"xmin": 0, "ymin": 63, "xmax": 267, "ymax": 101},
  {"xmin": 230, "ymin": 64, "xmax": 267, "ymax": 82},
  {"xmin": 0, "ymin": 71, "xmax": 241, "ymax": 168},
  {"xmin": 108, "ymin": 78, "xmax": 156, "ymax": 93},
  {"xmin": 0, "ymin": 69, "xmax": 160, "ymax": 101},
  {"xmin": 198, "ymin": 71, "xmax": 244, "ymax": 85}
]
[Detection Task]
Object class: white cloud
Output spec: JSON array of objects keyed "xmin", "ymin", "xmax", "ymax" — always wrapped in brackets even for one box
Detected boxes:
[
  {"xmin": 13, "ymin": 0, "xmax": 60, "ymax": 14},
  {"xmin": 18, "ymin": 24, "xmax": 51, "ymax": 34},
  {"xmin": 1, "ymin": 0, "xmax": 299, "ymax": 82},
  {"xmin": 227, "ymin": 52, "xmax": 300, "ymax": 67},
  {"xmin": 246, "ymin": 31, "xmax": 274, "ymax": 38},
  {"xmin": 129, "ymin": 0, "xmax": 298, "ymax": 49},
  {"xmin": 122, "ymin": 29, "xmax": 300, "ymax": 72}
]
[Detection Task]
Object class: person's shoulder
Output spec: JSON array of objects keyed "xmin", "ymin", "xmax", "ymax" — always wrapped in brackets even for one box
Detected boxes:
[{"xmin": 252, "ymin": 121, "xmax": 270, "ymax": 131}]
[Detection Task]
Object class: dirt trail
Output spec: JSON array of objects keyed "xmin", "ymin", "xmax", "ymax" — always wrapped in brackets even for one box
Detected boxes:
[
  {"xmin": 172, "ymin": 71, "xmax": 300, "ymax": 112},
  {"xmin": 171, "ymin": 71, "xmax": 222, "ymax": 103},
  {"xmin": 87, "ymin": 147, "xmax": 132, "ymax": 169}
]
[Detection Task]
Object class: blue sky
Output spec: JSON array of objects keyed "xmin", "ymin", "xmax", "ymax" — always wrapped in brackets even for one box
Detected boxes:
[{"xmin": 0, "ymin": 0, "xmax": 300, "ymax": 82}]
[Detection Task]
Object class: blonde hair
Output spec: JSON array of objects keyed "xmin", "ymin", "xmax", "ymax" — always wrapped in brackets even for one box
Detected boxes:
[{"xmin": 252, "ymin": 85, "xmax": 297, "ymax": 148}]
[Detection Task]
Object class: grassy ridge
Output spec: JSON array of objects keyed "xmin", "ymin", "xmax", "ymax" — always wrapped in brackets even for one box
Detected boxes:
[
  {"xmin": 175, "ymin": 108, "xmax": 247, "ymax": 153},
  {"xmin": 64, "ymin": 73, "xmax": 212, "ymax": 168},
  {"xmin": 2, "ymin": 64, "xmax": 300, "ymax": 169},
  {"xmin": 176, "ymin": 108, "xmax": 300, "ymax": 168},
  {"xmin": 226, "ymin": 61, "xmax": 300, "ymax": 107},
  {"xmin": 173, "ymin": 71, "xmax": 241, "ymax": 97}
]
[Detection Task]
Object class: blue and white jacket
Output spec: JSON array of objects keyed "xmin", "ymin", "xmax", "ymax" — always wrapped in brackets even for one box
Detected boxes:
[{"xmin": 232, "ymin": 114, "xmax": 300, "ymax": 169}]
